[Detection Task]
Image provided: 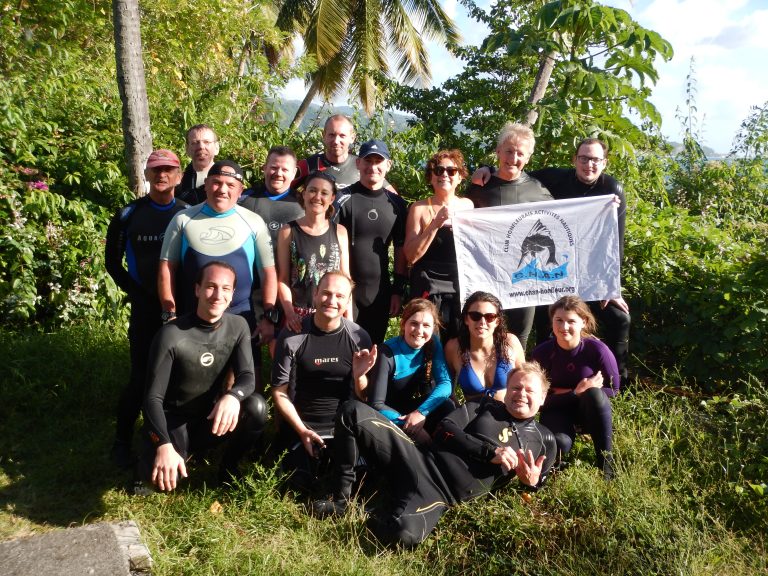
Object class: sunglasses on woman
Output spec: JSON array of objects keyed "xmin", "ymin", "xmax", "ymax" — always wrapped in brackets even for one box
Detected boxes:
[
  {"xmin": 433, "ymin": 165, "xmax": 459, "ymax": 177},
  {"xmin": 467, "ymin": 311, "xmax": 499, "ymax": 323}
]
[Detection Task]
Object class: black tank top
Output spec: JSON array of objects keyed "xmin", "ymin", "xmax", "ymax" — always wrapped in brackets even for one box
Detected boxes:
[
  {"xmin": 410, "ymin": 205, "xmax": 459, "ymax": 297},
  {"xmin": 288, "ymin": 220, "xmax": 342, "ymax": 308}
]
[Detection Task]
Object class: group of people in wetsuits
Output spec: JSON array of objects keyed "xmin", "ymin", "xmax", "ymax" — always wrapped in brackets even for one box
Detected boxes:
[{"xmin": 105, "ymin": 115, "xmax": 629, "ymax": 546}]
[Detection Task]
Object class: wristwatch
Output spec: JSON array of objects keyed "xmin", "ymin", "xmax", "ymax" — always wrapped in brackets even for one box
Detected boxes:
[
  {"xmin": 261, "ymin": 306, "xmax": 280, "ymax": 325},
  {"xmin": 160, "ymin": 310, "xmax": 177, "ymax": 323}
]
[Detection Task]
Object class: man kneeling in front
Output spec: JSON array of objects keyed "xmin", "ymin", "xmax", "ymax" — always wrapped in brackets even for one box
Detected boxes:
[{"xmin": 138, "ymin": 261, "xmax": 267, "ymax": 492}]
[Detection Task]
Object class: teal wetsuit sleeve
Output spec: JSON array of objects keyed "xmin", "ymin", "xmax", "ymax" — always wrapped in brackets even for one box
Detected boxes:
[{"xmin": 416, "ymin": 337, "xmax": 452, "ymax": 416}]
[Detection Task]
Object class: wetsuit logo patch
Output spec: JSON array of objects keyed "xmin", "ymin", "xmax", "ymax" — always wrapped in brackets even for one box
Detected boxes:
[
  {"xmin": 199, "ymin": 226, "xmax": 235, "ymax": 245},
  {"xmin": 313, "ymin": 357, "xmax": 339, "ymax": 365},
  {"xmin": 268, "ymin": 221, "xmax": 281, "ymax": 231},
  {"xmin": 200, "ymin": 352, "xmax": 215, "ymax": 367},
  {"xmin": 367, "ymin": 208, "xmax": 379, "ymax": 221}
]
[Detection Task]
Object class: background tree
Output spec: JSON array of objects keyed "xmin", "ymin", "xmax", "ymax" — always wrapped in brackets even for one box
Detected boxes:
[
  {"xmin": 276, "ymin": 0, "xmax": 461, "ymax": 129},
  {"xmin": 113, "ymin": 0, "xmax": 153, "ymax": 196}
]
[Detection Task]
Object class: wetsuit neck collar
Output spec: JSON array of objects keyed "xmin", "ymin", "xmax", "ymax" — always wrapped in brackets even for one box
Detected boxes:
[{"xmin": 201, "ymin": 203, "xmax": 236, "ymax": 217}]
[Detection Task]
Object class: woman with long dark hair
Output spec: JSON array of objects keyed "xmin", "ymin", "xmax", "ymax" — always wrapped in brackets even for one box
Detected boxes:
[
  {"xmin": 444, "ymin": 291, "xmax": 525, "ymax": 402},
  {"xmin": 532, "ymin": 295, "xmax": 620, "ymax": 479}
]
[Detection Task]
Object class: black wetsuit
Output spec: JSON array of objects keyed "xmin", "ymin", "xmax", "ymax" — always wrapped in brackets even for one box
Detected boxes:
[
  {"xmin": 409, "ymin": 225, "xmax": 461, "ymax": 340},
  {"xmin": 105, "ymin": 195, "xmax": 187, "ymax": 450},
  {"xmin": 140, "ymin": 312, "xmax": 267, "ymax": 479},
  {"xmin": 239, "ymin": 182, "xmax": 305, "ymax": 247},
  {"xmin": 467, "ymin": 173, "xmax": 553, "ymax": 347},
  {"xmin": 529, "ymin": 168, "xmax": 630, "ymax": 385},
  {"xmin": 332, "ymin": 398, "xmax": 557, "ymax": 546},
  {"xmin": 294, "ymin": 153, "xmax": 362, "ymax": 192},
  {"xmin": 336, "ymin": 182, "xmax": 408, "ymax": 343},
  {"xmin": 239, "ymin": 181, "xmax": 305, "ymax": 319},
  {"xmin": 177, "ymin": 163, "xmax": 207, "ymax": 205},
  {"xmin": 271, "ymin": 316, "xmax": 372, "ymax": 437}
]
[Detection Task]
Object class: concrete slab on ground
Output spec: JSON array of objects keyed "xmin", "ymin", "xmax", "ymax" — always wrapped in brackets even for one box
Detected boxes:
[{"xmin": 0, "ymin": 520, "xmax": 152, "ymax": 576}]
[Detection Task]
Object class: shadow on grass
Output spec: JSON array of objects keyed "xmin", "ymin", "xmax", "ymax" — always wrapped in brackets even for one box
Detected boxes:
[{"xmin": 0, "ymin": 324, "xmax": 132, "ymax": 531}]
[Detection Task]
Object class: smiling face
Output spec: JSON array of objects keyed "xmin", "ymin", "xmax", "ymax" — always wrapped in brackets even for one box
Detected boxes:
[
  {"xmin": 302, "ymin": 176, "xmax": 336, "ymax": 217},
  {"xmin": 313, "ymin": 272, "xmax": 352, "ymax": 330},
  {"xmin": 495, "ymin": 138, "xmax": 533, "ymax": 181},
  {"xmin": 186, "ymin": 127, "xmax": 219, "ymax": 171},
  {"xmin": 504, "ymin": 371, "xmax": 545, "ymax": 420},
  {"xmin": 551, "ymin": 308, "xmax": 585, "ymax": 350},
  {"xmin": 323, "ymin": 118, "xmax": 355, "ymax": 163},
  {"xmin": 194, "ymin": 264, "xmax": 235, "ymax": 322},
  {"xmin": 356, "ymin": 154, "xmax": 391, "ymax": 190},
  {"xmin": 401, "ymin": 311, "xmax": 435, "ymax": 350},
  {"xmin": 464, "ymin": 300, "xmax": 500, "ymax": 340},
  {"xmin": 205, "ymin": 174, "xmax": 243, "ymax": 213},
  {"xmin": 263, "ymin": 152, "xmax": 297, "ymax": 195},
  {"xmin": 573, "ymin": 142, "xmax": 607, "ymax": 185},
  {"xmin": 430, "ymin": 159, "xmax": 463, "ymax": 195}
]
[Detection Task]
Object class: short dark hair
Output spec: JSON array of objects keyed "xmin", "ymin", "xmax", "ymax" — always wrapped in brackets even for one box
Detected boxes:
[
  {"xmin": 186, "ymin": 124, "xmax": 218, "ymax": 144},
  {"xmin": 575, "ymin": 138, "xmax": 608, "ymax": 156},
  {"xmin": 266, "ymin": 145, "xmax": 297, "ymax": 162},
  {"xmin": 196, "ymin": 260, "xmax": 237, "ymax": 288}
]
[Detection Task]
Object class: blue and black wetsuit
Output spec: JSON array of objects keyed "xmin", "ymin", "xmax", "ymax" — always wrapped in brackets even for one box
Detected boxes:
[
  {"xmin": 367, "ymin": 336, "xmax": 454, "ymax": 433},
  {"xmin": 105, "ymin": 195, "xmax": 187, "ymax": 450}
]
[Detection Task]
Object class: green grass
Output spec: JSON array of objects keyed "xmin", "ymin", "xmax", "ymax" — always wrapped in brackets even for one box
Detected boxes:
[{"xmin": 0, "ymin": 324, "xmax": 766, "ymax": 575}]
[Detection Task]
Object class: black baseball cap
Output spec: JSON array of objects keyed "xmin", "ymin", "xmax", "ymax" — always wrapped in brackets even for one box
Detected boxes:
[{"xmin": 208, "ymin": 159, "xmax": 244, "ymax": 183}]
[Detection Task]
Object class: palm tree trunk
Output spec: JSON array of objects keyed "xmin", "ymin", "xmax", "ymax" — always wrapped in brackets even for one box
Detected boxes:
[
  {"xmin": 289, "ymin": 78, "xmax": 320, "ymax": 131},
  {"xmin": 112, "ymin": 0, "xmax": 153, "ymax": 197},
  {"xmin": 524, "ymin": 51, "xmax": 556, "ymax": 127}
]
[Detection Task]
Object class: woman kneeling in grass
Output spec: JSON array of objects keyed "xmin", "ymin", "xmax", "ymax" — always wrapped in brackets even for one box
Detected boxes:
[{"xmin": 532, "ymin": 295, "xmax": 620, "ymax": 479}]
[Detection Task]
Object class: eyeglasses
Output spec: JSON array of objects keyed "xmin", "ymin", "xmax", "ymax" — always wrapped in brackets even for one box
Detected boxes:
[
  {"xmin": 467, "ymin": 311, "xmax": 499, "ymax": 323},
  {"xmin": 433, "ymin": 165, "xmax": 459, "ymax": 177},
  {"xmin": 576, "ymin": 155, "xmax": 605, "ymax": 165}
]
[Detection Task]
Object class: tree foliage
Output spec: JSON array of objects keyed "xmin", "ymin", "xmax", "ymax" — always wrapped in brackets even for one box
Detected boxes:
[
  {"xmin": 385, "ymin": 0, "xmax": 673, "ymax": 167},
  {"xmin": 276, "ymin": 0, "xmax": 461, "ymax": 127}
]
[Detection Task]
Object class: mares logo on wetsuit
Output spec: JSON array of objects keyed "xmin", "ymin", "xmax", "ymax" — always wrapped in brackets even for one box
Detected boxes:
[
  {"xmin": 199, "ymin": 226, "xmax": 235, "ymax": 245},
  {"xmin": 268, "ymin": 221, "xmax": 281, "ymax": 231},
  {"xmin": 200, "ymin": 352, "xmax": 215, "ymax": 367},
  {"xmin": 313, "ymin": 357, "xmax": 339, "ymax": 366}
]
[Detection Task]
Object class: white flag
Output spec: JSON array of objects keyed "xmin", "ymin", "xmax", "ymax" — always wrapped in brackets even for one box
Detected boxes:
[{"xmin": 452, "ymin": 195, "xmax": 621, "ymax": 309}]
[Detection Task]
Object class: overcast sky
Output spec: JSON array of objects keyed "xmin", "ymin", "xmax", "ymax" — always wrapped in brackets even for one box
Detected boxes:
[{"xmin": 283, "ymin": 0, "xmax": 767, "ymax": 154}]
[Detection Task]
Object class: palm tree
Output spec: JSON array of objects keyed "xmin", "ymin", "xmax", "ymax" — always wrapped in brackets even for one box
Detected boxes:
[{"xmin": 277, "ymin": 0, "xmax": 460, "ymax": 129}]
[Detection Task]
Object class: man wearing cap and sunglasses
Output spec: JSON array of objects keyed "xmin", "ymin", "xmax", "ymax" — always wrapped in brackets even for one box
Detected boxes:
[
  {"xmin": 159, "ymin": 160, "xmax": 278, "ymax": 385},
  {"xmin": 106, "ymin": 149, "xmax": 188, "ymax": 468},
  {"xmin": 336, "ymin": 140, "xmax": 408, "ymax": 344}
]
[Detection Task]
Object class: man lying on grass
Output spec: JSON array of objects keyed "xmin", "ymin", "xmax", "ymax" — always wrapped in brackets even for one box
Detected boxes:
[
  {"xmin": 137, "ymin": 261, "xmax": 268, "ymax": 493},
  {"xmin": 312, "ymin": 361, "xmax": 557, "ymax": 547}
]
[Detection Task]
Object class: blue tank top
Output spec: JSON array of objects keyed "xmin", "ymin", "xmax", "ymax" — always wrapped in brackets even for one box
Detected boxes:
[{"xmin": 457, "ymin": 349, "xmax": 514, "ymax": 397}]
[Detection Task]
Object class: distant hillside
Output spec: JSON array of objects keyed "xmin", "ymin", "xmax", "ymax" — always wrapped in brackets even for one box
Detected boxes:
[
  {"xmin": 271, "ymin": 100, "xmax": 728, "ymax": 158},
  {"xmin": 268, "ymin": 99, "xmax": 414, "ymax": 133}
]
